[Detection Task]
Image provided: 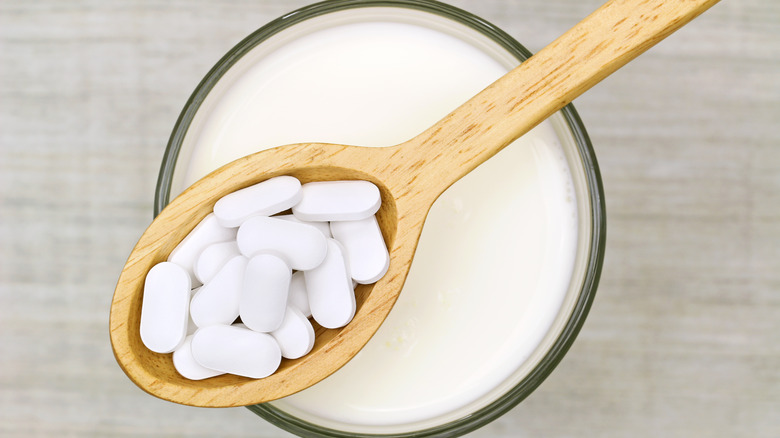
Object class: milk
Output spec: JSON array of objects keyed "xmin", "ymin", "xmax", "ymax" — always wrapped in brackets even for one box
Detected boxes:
[{"xmin": 173, "ymin": 8, "xmax": 580, "ymax": 435}]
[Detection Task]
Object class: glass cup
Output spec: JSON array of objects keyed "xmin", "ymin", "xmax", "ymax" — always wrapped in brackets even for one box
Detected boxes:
[{"xmin": 155, "ymin": 1, "xmax": 606, "ymax": 436}]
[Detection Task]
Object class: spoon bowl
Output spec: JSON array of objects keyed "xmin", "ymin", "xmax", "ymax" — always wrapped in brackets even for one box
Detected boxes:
[
  {"xmin": 110, "ymin": 142, "xmax": 414, "ymax": 407},
  {"xmin": 110, "ymin": 0, "xmax": 719, "ymax": 407}
]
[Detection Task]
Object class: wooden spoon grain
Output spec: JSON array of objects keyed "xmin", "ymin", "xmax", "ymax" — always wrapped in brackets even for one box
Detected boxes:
[{"xmin": 110, "ymin": 0, "xmax": 719, "ymax": 407}]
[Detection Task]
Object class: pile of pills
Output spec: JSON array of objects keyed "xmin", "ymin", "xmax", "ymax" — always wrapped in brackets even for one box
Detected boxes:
[{"xmin": 139, "ymin": 176, "xmax": 390, "ymax": 380}]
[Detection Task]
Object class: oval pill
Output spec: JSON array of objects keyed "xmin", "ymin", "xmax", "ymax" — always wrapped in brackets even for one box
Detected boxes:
[
  {"xmin": 304, "ymin": 239, "xmax": 356, "ymax": 329},
  {"xmin": 195, "ymin": 240, "xmax": 240, "ymax": 284},
  {"xmin": 292, "ymin": 180, "xmax": 381, "ymax": 222},
  {"xmin": 190, "ymin": 255, "xmax": 247, "ymax": 328},
  {"xmin": 240, "ymin": 254, "xmax": 291, "ymax": 333},
  {"xmin": 287, "ymin": 271, "xmax": 311, "ymax": 318},
  {"xmin": 237, "ymin": 216, "xmax": 327, "ymax": 270},
  {"xmin": 168, "ymin": 213, "xmax": 236, "ymax": 286},
  {"xmin": 271, "ymin": 307, "xmax": 316, "ymax": 359},
  {"xmin": 213, "ymin": 175, "xmax": 302, "ymax": 228},
  {"xmin": 191, "ymin": 325, "xmax": 282, "ymax": 379},
  {"xmin": 140, "ymin": 262, "xmax": 191, "ymax": 353},
  {"xmin": 330, "ymin": 215, "xmax": 389, "ymax": 284},
  {"xmin": 172, "ymin": 335, "xmax": 224, "ymax": 380}
]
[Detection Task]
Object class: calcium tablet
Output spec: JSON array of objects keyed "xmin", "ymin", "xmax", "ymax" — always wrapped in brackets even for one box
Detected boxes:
[
  {"xmin": 292, "ymin": 180, "xmax": 381, "ymax": 222},
  {"xmin": 304, "ymin": 239, "xmax": 356, "ymax": 329},
  {"xmin": 213, "ymin": 175, "xmax": 302, "ymax": 228},
  {"xmin": 140, "ymin": 262, "xmax": 191, "ymax": 353},
  {"xmin": 190, "ymin": 325, "xmax": 282, "ymax": 379}
]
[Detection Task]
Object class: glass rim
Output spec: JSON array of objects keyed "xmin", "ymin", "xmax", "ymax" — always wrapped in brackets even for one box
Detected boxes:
[{"xmin": 154, "ymin": 0, "xmax": 606, "ymax": 436}]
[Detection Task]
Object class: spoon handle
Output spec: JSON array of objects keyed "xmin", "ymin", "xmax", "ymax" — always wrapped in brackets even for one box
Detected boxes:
[{"xmin": 390, "ymin": 0, "xmax": 719, "ymax": 198}]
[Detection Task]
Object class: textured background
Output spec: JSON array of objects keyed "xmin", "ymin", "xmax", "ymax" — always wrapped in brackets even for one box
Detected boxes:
[{"xmin": 1, "ymin": 0, "xmax": 778, "ymax": 436}]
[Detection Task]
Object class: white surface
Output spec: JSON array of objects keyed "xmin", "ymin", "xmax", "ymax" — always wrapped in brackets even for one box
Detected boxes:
[
  {"xmin": 0, "ymin": 0, "xmax": 778, "ymax": 437},
  {"xmin": 287, "ymin": 271, "xmax": 312, "ymax": 318},
  {"xmin": 186, "ymin": 288, "xmax": 199, "ymax": 336},
  {"xmin": 213, "ymin": 176, "xmax": 302, "ymax": 228}
]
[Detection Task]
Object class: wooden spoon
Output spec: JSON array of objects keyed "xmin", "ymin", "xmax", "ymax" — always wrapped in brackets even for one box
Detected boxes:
[{"xmin": 110, "ymin": 0, "xmax": 718, "ymax": 407}]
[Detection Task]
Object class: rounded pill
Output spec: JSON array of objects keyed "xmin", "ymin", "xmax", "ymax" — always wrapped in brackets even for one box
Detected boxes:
[
  {"xmin": 140, "ymin": 262, "xmax": 191, "ymax": 353},
  {"xmin": 304, "ymin": 239, "xmax": 356, "ymax": 329},
  {"xmin": 191, "ymin": 325, "xmax": 282, "ymax": 379},
  {"xmin": 213, "ymin": 175, "xmax": 302, "ymax": 228},
  {"xmin": 292, "ymin": 180, "xmax": 381, "ymax": 222}
]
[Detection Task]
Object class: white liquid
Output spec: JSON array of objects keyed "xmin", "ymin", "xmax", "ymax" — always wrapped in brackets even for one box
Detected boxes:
[{"xmin": 174, "ymin": 8, "xmax": 581, "ymax": 435}]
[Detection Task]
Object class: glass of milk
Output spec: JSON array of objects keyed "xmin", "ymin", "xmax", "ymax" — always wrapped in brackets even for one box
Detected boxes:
[{"xmin": 155, "ymin": 0, "xmax": 606, "ymax": 436}]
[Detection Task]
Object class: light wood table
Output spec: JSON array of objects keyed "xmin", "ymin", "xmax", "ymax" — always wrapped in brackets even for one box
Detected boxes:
[{"xmin": 1, "ymin": 1, "xmax": 777, "ymax": 436}]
